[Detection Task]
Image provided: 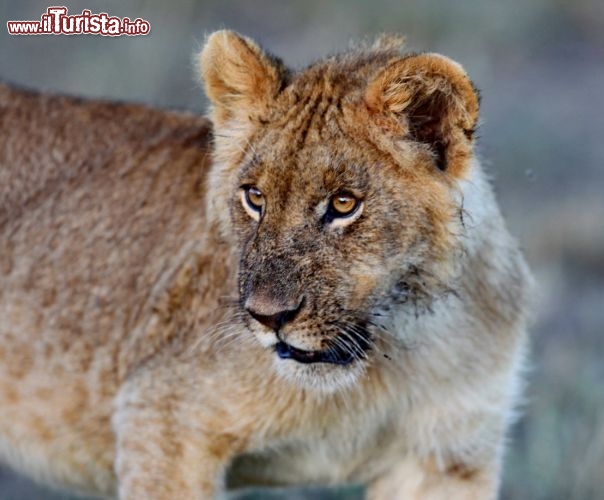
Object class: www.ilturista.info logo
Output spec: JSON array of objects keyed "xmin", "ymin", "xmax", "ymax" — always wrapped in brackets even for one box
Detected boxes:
[{"xmin": 7, "ymin": 7, "xmax": 150, "ymax": 36}]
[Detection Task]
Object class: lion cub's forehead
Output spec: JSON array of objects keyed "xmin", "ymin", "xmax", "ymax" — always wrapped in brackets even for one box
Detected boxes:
[
  {"xmin": 241, "ymin": 141, "xmax": 371, "ymax": 199},
  {"xmin": 265, "ymin": 66, "xmax": 365, "ymax": 138},
  {"xmin": 237, "ymin": 63, "xmax": 395, "ymax": 203}
]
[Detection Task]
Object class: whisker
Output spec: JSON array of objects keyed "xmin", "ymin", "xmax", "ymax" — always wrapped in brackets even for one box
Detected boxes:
[
  {"xmin": 329, "ymin": 335, "xmax": 358, "ymax": 363},
  {"xmin": 335, "ymin": 325, "xmax": 369, "ymax": 360}
]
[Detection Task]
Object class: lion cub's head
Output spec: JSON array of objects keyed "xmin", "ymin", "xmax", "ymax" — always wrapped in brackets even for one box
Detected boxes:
[{"xmin": 199, "ymin": 31, "xmax": 479, "ymax": 392}]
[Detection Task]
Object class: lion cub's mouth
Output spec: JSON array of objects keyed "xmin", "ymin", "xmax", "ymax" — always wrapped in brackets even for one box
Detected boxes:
[{"xmin": 274, "ymin": 333, "xmax": 371, "ymax": 366}]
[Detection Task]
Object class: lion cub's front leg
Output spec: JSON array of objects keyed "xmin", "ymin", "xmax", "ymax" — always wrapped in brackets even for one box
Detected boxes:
[
  {"xmin": 113, "ymin": 419, "xmax": 219, "ymax": 499},
  {"xmin": 113, "ymin": 408, "xmax": 230, "ymax": 499},
  {"xmin": 113, "ymin": 375, "xmax": 241, "ymax": 499},
  {"xmin": 367, "ymin": 456, "xmax": 500, "ymax": 500}
]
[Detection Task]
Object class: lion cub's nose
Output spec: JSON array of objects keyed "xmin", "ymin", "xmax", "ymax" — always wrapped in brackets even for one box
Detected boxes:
[{"xmin": 245, "ymin": 295, "xmax": 304, "ymax": 332}]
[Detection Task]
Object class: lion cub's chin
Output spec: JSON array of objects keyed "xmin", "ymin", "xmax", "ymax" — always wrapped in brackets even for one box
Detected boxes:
[{"xmin": 272, "ymin": 356, "xmax": 367, "ymax": 394}]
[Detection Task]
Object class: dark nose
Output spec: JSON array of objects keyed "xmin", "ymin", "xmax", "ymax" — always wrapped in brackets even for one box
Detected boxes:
[{"xmin": 245, "ymin": 297, "xmax": 304, "ymax": 332}]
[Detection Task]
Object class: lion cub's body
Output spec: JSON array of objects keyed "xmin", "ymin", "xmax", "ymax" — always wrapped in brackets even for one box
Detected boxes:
[
  {"xmin": 0, "ymin": 32, "xmax": 531, "ymax": 500},
  {"xmin": 0, "ymin": 83, "xmax": 219, "ymax": 494}
]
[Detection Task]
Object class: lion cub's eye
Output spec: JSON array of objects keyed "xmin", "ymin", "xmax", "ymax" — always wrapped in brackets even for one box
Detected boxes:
[
  {"xmin": 323, "ymin": 192, "xmax": 363, "ymax": 228},
  {"xmin": 329, "ymin": 194, "xmax": 359, "ymax": 217},
  {"xmin": 240, "ymin": 186, "xmax": 265, "ymax": 220},
  {"xmin": 245, "ymin": 187, "xmax": 264, "ymax": 211}
]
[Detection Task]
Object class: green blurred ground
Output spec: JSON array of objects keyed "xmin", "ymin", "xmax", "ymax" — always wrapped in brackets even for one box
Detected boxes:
[{"xmin": 1, "ymin": 0, "xmax": 603, "ymax": 498}]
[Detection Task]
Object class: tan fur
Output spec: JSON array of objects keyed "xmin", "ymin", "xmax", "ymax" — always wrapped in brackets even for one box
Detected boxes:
[{"xmin": 0, "ymin": 31, "xmax": 531, "ymax": 499}]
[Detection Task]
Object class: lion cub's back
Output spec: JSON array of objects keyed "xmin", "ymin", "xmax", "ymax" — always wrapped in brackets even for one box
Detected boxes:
[
  {"xmin": 0, "ymin": 83, "xmax": 210, "ymax": 221},
  {"xmin": 0, "ymin": 81, "xmax": 215, "ymax": 352},
  {"xmin": 0, "ymin": 83, "xmax": 214, "ymax": 490}
]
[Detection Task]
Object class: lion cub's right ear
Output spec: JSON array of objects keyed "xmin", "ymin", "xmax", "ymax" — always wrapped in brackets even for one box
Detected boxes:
[
  {"xmin": 199, "ymin": 30, "xmax": 288, "ymax": 126},
  {"xmin": 365, "ymin": 53, "xmax": 479, "ymax": 178}
]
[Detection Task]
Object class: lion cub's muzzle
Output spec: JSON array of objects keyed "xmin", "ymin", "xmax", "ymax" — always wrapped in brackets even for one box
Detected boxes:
[{"xmin": 245, "ymin": 294, "xmax": 371, "ymax": 366}]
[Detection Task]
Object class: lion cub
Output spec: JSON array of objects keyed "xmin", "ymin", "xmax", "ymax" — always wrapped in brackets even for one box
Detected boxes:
[{"xmin": 0, "ymin": 31, "xmax": 531, "ymax": 499}]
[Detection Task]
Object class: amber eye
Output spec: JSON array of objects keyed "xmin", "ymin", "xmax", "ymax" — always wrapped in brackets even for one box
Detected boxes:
[
  {"xmin": 242, "ymin": 186, "xmax": 265, "ymax": 214},
  {"xmin": 329, "ymin": 193, "xmax": 359, "ymax": 217}
]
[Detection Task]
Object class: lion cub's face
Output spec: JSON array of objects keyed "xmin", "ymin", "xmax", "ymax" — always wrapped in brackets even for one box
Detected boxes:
[{"xmin": 201, "ymin": 31, "xmax": 479, "ymax": 391}]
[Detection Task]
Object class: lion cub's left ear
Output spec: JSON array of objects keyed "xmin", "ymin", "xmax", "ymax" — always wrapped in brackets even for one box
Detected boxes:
[
  {"xmin": 365, "ymin": 53, "xmax": 479, "ymax": 177},
  {"xmin": 199, "ymin": 30, "xmax": 288, "ymax": 126}
]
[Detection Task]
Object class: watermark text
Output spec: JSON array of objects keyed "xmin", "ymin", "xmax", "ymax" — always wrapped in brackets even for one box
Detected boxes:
[{"xmin": 7, "ymin": 7, "xmax": 151, "ymax": 36}]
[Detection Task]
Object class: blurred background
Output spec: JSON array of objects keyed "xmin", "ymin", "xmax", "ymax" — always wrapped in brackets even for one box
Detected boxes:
[{"xmin": 1, "ymin": 0, "xmax": 603, "ymax": 498}]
